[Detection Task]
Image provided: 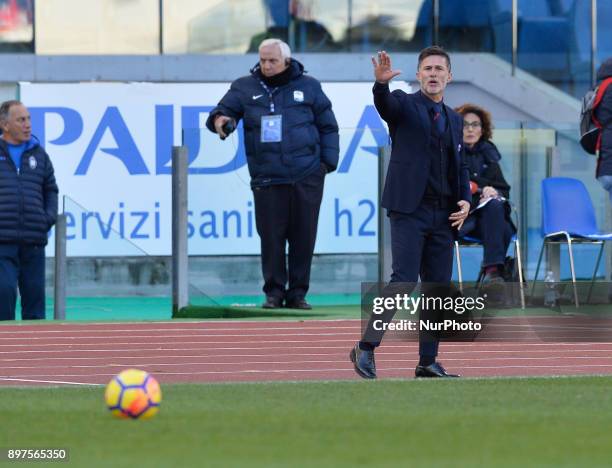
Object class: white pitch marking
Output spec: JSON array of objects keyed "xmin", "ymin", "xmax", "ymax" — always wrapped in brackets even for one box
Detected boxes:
[
  {"xmin": 0, "ymin": 331, "xmax": 359, "ymax": 341},
  {"xmin": 2, "ymin": 337, "xmax": 612, "ymax": 349},
  {"xmin": 0, "ymin": 344, "xmax": 368, "ymax": 355},
  {"xmin": 0, "ymin": 318, "xmax": 361, "ymax": 329},
  {"xmin": 2, "ymin": 354, "xmax": 611, "ymax": 371},
  {"xmin": 3, "ymin": 323, "xmax": 602, "ymax": 338},
  {"xmin": 1, "ymin": 348, "xmax": 610, "ymax": 363},
  {"xmin": 0, "ymin": 325, "xmax": 360, "ymax": 335},
  {"xmin": 0, "ymin": 338, "xmax": 361, "ymax": 348},
  {"xmin": 0, "ymin": 377, "xmax": 103, "ymax": 386},
  {"xmin": 1, "ymin": 342, "xmax": 612, "ymax": 356},
  {"xmin": 4, "ymin": 363, "xmax": 612, "ymax": 380},
  {"xmin": 0, "ymin": 328, "xmax": 608, "ymax": 341}
]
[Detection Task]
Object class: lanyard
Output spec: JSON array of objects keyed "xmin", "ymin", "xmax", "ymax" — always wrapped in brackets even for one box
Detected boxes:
[{"xmin": 258, "ymin": 80, "xmax": 278, "ymax": 114}]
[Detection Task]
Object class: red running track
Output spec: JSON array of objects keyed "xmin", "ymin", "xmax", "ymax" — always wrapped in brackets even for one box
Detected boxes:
[{"xmin": 0, "ymin": 319, "xmax": 611, "ymax": 386}]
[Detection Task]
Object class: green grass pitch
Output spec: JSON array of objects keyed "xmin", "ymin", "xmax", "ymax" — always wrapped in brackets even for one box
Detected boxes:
[{"xmin": 2, "ymin": 376, "xmax": 612, "ymax": 467}]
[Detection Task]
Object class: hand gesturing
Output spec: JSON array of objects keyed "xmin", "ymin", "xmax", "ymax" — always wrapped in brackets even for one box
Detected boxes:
[{"xmin": 371, "ymin": 51, "xmax": 402, "ymax": 84}]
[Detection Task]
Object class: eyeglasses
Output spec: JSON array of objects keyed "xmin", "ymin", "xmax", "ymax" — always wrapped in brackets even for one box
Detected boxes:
[{"xmin": 463, "ymin": 121, "xmax": 482, "ymax": 129}]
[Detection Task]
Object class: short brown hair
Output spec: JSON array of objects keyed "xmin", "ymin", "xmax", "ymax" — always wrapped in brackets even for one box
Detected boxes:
[
  {"xmin": 418, "ymin": 45, "xmax": 451, "ymax": 71},
  {"xmin": 455, "ymin": 103, "xmax": 493, "ymax": 141}
]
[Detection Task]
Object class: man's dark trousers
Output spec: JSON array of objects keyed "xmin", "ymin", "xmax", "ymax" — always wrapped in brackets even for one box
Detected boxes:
[
  {"xmin": 0, "ymin": 244, "xmax": 46, "ymax": 321},
  {"xmin": 362, "ymin": 200, "xmax": 454, "ymax": 358},
  {"xmin": 252, "ymin": 167, "xmax": 325, "ymax": 303}
]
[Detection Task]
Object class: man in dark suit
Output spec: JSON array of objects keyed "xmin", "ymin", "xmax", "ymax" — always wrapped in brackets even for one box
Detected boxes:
[{"xmin": 350, "ymin": 47, "xmax": 471, "ymax": 378}]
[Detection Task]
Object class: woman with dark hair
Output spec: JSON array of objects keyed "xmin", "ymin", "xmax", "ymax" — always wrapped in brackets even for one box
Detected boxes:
[{"xmin": 455, "ymin": 103, "xmax": 515, "ymax": 284}]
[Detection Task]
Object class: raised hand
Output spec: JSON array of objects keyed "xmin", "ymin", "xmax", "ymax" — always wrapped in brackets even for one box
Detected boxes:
[{"xmin": 371, "ymin": 51, "xmax": 402, "ymax": 84}]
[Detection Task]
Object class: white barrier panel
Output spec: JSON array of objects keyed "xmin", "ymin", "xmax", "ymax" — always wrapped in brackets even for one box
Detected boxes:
[{"xmin": 20, "ymin": 81, "xmax": 407, "ymax": 256}]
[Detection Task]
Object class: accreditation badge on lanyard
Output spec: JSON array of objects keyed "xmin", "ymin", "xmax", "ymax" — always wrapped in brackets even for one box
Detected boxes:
[
  {"xmin": 258, "ymin": 79, "xmax": 282, "ymax": 143},
  {"xmin": 261, "ymin": 115, "xmax": 282, "ymax": 143}
]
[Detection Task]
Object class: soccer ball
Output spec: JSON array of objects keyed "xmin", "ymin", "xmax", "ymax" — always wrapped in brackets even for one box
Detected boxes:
[{"xmin": 104, "ymin": 369, "xmax": 162, "ymax": 419}]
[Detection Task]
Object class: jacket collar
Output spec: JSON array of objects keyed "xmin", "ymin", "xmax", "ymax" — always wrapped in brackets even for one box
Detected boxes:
[
  {"xmin": 0, "ymin": 135, "xmax": 40, "ymax": 156},
  {"xmin": 250, "ymin": 58, "xmax": 305, "ymax": 82},
  {"xmin": 414, "ymin": 91, "xmax": 432, "ymax": 136}
]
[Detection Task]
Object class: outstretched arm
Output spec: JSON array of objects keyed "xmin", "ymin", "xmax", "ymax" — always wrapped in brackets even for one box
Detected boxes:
[
  {"xmin": 371, "ymin": 51, "xmax": 403, "ymax": 124},
  {"xmin": 372, "ymin": 51, "xmax": 402, "ymax": 84}
]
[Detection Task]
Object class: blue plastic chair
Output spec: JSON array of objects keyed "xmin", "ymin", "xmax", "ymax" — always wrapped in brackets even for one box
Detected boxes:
[
  {"xmin": 454, "ymin": 232, "xmax": 525, "ymax": 309},
  {"xmin": 531, "ymin": 177, "xmax": 612, "ymax": 306}
]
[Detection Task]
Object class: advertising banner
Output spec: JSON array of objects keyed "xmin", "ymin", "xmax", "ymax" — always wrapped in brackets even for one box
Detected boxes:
[{"xmin": 20, "ymin": 81, "xmax": 403, "ymax": 255}]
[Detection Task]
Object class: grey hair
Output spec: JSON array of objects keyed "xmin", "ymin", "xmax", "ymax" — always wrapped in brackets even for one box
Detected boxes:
[
  {"xmin": 0, "ymin": 100, "xmax": 22, "ymax": 124},
  {"xmin": 259, "ymin": 38, "xmax": 291, "ymax": 61}
]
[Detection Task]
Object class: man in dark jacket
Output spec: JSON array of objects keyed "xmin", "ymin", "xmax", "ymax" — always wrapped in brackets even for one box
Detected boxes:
[
  {"xmin": 350, "ymin": 47, "xmax": 471, "ymax": 379},
  {"xmin": 0, "ymin": 100, "xmax": 58, "ymax": 320},
  {"xmin": 595, "ymin": 57, "xmax": 612, "ymax": 202},
  {"xmin": 594, "ymin": 58, "xmax": 612, "ymax": 289},
  {"xmin": 206, "ymin": 38, "xmax": 339, "ymax": 310}
]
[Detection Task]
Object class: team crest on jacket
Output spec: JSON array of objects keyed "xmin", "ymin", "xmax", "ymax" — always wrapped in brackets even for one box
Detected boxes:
[
  {"xmin": 28, "ymin": 155, "xmax": 37, "ymax": 170},
  {"xmin": 293, "ymin": 90, "xmax": 304, "ymax": 102}
]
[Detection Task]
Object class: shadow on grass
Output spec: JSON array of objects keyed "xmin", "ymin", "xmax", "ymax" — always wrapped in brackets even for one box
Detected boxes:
[{"xmin": 173, "ymin": 305, "xmax": 342, "ymax": 319}]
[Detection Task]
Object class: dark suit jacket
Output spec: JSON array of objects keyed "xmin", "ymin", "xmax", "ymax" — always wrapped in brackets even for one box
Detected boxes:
[
  {"xmin": 594, "ymin": 57, "xmax": 612, "ymax": 177},
  {"xmin": 373, "ymin": 83, "xmax": 471, "ymax": 214}
]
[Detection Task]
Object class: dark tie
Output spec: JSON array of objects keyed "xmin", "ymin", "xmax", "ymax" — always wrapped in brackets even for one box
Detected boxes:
[{"xmin": 432, "ymin": 103, "xmax": 446, "ymax": 134}]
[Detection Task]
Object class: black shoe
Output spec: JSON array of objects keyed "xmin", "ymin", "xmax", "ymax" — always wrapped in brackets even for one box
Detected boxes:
[
  {"xmin": 350, "ymin": 344, "xmax": 377, "ymax": 379},
  {"xmin": 482, "ymin": 268, "xmax": 504, "ymax": 285},
  {"xmin": 262, "ymin": 296, "xmax": 283, "ymax": 309},
  {"xmin": 415, "ymin": 362, "xmax": 459, "ymax": 378},
  {"xmin": 481, "ymin": 269, "xmax": 505, "ymax": 302},
  {"xmin": 285, "ymin": 299, "xmax": 312, "ymax": 310}
]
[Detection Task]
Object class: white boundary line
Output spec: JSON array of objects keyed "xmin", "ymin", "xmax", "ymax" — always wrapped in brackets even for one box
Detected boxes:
[
  {"xmin": 3, "ymin": 327, "xmax": 610, "ymax": 340},
  {"xmin": 1, "ymin": 348, "xmax": 610, "ymax": 362},
  {"xmin": 0, "ymin": 325, "xmax": 362, "ymax": 334},
  {"xmin": 2, "ymin": 338, "xmax": 612, "ymax": 349},
  {"xmin": 1, "ymin": 321, "xmax": 609, "ymax": 336},
  {"xmin": 0, "ymin": 319, "xmax": 362, "ymax": 328},
  {"xmin": 0, "ymin": 331, "xmax": 360, "ymax": 341},
  {"xmin": 0, "ymin": 339, "xmax": 358, "ymax": 348},
  {"xmin": 1, "ymin": 355, "xmax": 611, "ymax": 371},
  {"xmin": 4, "ymin": 363, "xmax": 612, "ymax": 379},
  {"xmin": 0, "ymin": 377, "xmax": 103, "ymax": 386},
  {"xmin": 1, "ymin": 342, "xmax": 612, "ymax": 355}
]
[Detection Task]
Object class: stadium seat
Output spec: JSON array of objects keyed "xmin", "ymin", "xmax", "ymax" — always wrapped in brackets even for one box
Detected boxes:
[
  {"xmin": 414, "ymin": 0, "xmax": 495, "ymax": 51},
  {"xmin": 568, "ymin": 0, "xmax": 612, "ymax": 85},
  {"xmin": 531, "ymin": 177, "xmax": 612, "ymax": 306},
  {"xmin": 491, "ymin": 0, "xmax": 570, "ymax": 83},
  {"xmin": 435, "ymin": 0, "xmax": 493, "ymax": 27}
]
